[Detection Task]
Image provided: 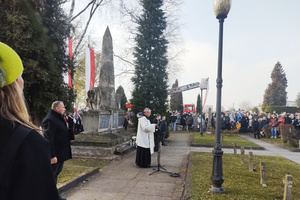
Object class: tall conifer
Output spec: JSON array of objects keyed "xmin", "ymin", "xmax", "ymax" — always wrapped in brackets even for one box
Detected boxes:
[
  {"xmin": 262, "ymin": 62, "xmax": 287, "ymax": 110},
  {"xmin": 170, "ymin": 79, "xmax": 183, "ymax": 112},
  {"xmin": 116, "ymin": 86, "xmax": 128, "ymax": 111},
  {"xmin": 131, "ymin": 0, "xmax": 168, "ymax": 123}
]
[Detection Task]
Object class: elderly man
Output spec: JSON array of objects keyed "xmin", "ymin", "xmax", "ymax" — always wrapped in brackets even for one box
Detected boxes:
[
  {"xmin": 42, "ymin": 101, "xmax": 72, "ymax": 200},
  {"xmin": 135, "ymin": 108, "xmax": 157, "ymax": 168}
]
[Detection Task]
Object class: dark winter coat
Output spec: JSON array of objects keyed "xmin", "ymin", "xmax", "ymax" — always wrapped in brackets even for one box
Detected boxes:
[
  {"xmin": 0, "ymin": 118, "xmax": 59, "ymax": 200},
  {"xmin": 285, "ymin": 117, "xmax": 292, "ymax": 124},
  {"xmin": 240, "ymin": 116, "xmax": 249, "ymax": 133},
  {"xmin": 295, "ymin": 119, "xmax": 300, "ymax": 130},
  {"xmin": 42, "ymin": 110, "xmax": 72, "ymax": 163},
  {"xmin": 186, "ymin": 115, "xmax": 193, "ymax": 125},
  {"xmin": 171, "ymin": 115, "xmax": 177, "ymax": 123},
  {"xmin": 220, "ymin": 117, "xmax": 226, "ymax": 130},
  {"xmin": 67, "ymin": 115, "xmax": 75, "ymax": 140},
  {"xmin": 261, "ymin": 120, "xmax": 268, "ymax": 129},
  {"xmin": 159, "ymin": 119, "xmax": 167, "ymax": 133},
  {"xmin": 225, "ymin": 116, "xmax": 231, "ymax": 130},
  {"xmin": 180, "ymin": 114, "xmax": 186, "ymax": 126},
  {"xmin": 252, "ymin": 120, "xmax": 260, "ymax": 132}
]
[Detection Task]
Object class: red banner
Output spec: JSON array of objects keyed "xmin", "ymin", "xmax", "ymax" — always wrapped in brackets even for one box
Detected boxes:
[
  {"xmin": 68, "ymin": 38, "xmax": 73, "ymax": 88},
  {"xmin": 89, "ymin": 48, "xmax": 95, "ymax": 89}
]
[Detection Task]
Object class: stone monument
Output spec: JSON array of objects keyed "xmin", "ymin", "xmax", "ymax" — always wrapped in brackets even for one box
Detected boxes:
[
  {"xmin": 71, "ymin": 27, "xmax": 134, "ymax": 158},
  {"xmin": 84, "ymin": 26, "xmax": 124, "ymax": 134}
]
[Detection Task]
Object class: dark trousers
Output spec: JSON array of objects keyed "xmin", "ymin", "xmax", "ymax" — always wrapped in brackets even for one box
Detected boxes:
[
  {"xmin": 161, "ymin": 132, "xmax": 166, "ymax": 145},
  {"xmin": 52, "ymin": 161, "xmax": 64, "ymax": 185},
  {"xmin": 253, "ymin": 129, "xmax": 260, "ymax": 139},
  {"xmin": 154, "ymin": 131, "xmax": 161, "ymax": 152}
]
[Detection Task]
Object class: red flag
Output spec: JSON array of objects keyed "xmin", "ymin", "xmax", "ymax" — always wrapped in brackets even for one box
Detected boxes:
[
  {"xmin": 68, "ymin": 38, "xmax": 73, "ymax": 61},
  {"xmin": 68, "ymin": 38, "xmax": 73, "ymax": 88},
  {"xmin": 89, "ymin": 48, "xmax": 95, "ymax": 89}
]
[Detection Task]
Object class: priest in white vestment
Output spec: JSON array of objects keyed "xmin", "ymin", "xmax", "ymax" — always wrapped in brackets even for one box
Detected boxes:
[{"xmin": 135, "ymin": 108, "xmax": 157, "ymax": 168}]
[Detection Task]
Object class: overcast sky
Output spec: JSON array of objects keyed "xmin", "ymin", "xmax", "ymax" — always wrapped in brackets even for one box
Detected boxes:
[{"xmin": 66, "ymin": 0, "xmax": 300, "ymax": 111}]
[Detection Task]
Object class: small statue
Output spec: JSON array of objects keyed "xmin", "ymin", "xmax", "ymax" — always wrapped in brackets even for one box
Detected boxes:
[{"xmin": 87, "ymin": 87, "xmax": 101, "ymax": 110}]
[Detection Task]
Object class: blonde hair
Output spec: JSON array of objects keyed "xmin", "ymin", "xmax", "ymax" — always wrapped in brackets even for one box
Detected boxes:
[{"xmin": 0, "ymin": 82, "xmax": 41, "ymax": 134}]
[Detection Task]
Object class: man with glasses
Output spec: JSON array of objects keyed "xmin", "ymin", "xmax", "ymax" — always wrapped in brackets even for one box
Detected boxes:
[{"xmin": 135, "ymin": 108, "xmax": 157, "ymax": 168}]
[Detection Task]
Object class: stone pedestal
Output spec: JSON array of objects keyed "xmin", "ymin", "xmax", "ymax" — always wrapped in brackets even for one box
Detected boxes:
[{"xmin": 82, "ymin": 109, "xmax": 125, "ymax": 134}]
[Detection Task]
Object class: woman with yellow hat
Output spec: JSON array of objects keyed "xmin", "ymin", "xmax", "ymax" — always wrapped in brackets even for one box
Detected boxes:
[{"xmin": 0, "ymin": 42, "xmax": 60, "ymax": 200}]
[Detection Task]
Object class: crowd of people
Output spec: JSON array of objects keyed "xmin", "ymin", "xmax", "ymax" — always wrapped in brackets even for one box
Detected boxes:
[
  {"xmin": 216, "ymin": 110, "xmax": 300, "ymax": 139},
  {"xmin": 169, "ymin": 109, "xmax": 300, "ymax": 139}
]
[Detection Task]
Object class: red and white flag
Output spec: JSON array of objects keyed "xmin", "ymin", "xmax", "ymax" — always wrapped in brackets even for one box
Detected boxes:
[
  {"xmin": 85, "ymin": 45, "xmax": 95, "ymax": 92},
  {"xmin": 68, "ymin": 38, "xmax": 73, "ymax": 88},
  {"xmin": 64, "ymin": 38, "xmax": 73, "ymax": 88}
]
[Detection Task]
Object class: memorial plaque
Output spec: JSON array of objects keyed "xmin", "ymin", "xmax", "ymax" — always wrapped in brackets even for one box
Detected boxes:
[
  {"xmin": 99, "ymin": 115, "xmax": 110, "ymax": 129},
  {"xmin": 118, "ymin": 116, "xmax": 125, "ymax": 127},
  {"xmin": 113, "ymin": 113, "xmax": 118, "ymax": 127}
]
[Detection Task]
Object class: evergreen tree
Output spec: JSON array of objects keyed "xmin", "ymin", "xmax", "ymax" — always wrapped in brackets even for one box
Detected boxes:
[
  {"xmin": 296, "ymin": 92, "xmax": 300, "ymax": 108},
  {"xmin": 262, "ymin": 62, "xmax": 287, "ymax": 110},
  {"xmin": 131, "ymin": 0, "xmax": 168, "ymax": 124},
  {"xmin": 0, "ymin": 0, "xmax": 75, "ymax": 124},
  {"xmin": 116, "ymin": 85, "xmax": 128, "ymax": 110},
  {"xmin": 170, "ymin": 79, "xmax": 183, "ymax": 112},
  {"xmin": 196, "ymin": 94, "xmax": 202, "ymax": 114}
]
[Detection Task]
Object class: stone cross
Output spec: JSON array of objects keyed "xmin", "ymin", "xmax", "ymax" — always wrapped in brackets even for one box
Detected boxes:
[
  {"xmin": 221, "ymin": 134, "xmax": 224, "ymax": 142},
  {"xmin": 283, "ymin": 175, "xmax": 293, "ymax": 200},
  {"xmin": 249, "ymin": 152, "xmax": 253, "ymax": 172},
  {"xmin": 233, "ymin": 143, "xmax": 237, "ymax": 155},
  {"xmin": 240, "ymin": 146, "xmax": 245, "ymax": 164},
  {"xmin": 260, "ymin": 161, "xmax": 267, "ymax": 187}
]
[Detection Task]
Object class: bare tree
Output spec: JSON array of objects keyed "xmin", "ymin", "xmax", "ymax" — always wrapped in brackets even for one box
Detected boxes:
[{"xmin": 239, "ymin": 101, "xmax": 252, "ymax": 111}]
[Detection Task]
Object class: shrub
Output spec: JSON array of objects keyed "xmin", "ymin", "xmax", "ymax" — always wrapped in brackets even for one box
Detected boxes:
[
  {"xmin": 264, "ymin": 106, "xmax": 297, "ymax": 114},
  {"xmin": 278, "ymin": 125, "xmax": 291, "ymax": 143},
  {"xmin": 262, "ymin": 125, "xmax": 272, "ymax": 138},
  {"xmin": 279, "ymin": 124, "xmax": 300, "ymax": 147}
]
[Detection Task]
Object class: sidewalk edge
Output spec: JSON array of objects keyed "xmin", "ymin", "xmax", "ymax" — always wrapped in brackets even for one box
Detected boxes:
[{"xmin": 58, "ymin": 168, "xmax": 99, "ymax": 194}]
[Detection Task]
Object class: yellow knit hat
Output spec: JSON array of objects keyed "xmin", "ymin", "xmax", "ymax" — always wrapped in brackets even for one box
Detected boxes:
[{"xmin": 0, "ymin": 42, "xmax": 24, "ymax": 87}]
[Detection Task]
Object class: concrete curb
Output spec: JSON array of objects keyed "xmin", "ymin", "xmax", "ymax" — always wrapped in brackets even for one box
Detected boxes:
[
  {"xmin": 58, "ymin": 168, "xmax": 99, "ymax": 194},
  {"xmin": 181, "ymin": 153, "xmax": 192, "ymax": 200},
  {"xmin": 190, "ymin": 143, "xmax": 265, "ymax": 150}
]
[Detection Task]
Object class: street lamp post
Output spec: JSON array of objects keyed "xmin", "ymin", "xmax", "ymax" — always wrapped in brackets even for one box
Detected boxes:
[{"xmin": 210, "ymin": 0, "xmax": 232, "ymax": 193}]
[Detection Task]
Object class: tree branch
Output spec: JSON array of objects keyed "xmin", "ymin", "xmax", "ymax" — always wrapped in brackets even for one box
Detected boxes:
[
  {"xmin": 71, "ymin": 0, "xmax": 94, "ymax": 22},
  {"xmin": 114, "ymin": 53, "xmax": 135, "ymax": 66},
  {"xmin": 73, "ymin": 0, "xmax": 104, "ymax": 56}
]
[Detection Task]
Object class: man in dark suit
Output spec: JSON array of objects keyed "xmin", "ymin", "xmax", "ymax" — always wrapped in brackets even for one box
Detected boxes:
[{"xmin": 42, "ymin": 101, "xmax": 72, "ymax": 200}]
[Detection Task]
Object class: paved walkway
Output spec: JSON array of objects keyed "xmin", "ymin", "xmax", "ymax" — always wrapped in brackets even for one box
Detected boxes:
[
  {"xmin": 62, "ymin": 132, "xmax": 300, "ymax": 199},
  {"xmin": 63, "ymin": 133, "xmax": 192, "ymax": 200},
  {"xmin": 190, "ymin": 134, "xmax": 300, "ymax": 165}
]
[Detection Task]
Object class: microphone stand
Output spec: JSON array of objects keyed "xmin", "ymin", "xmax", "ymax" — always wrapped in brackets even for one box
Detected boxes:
[{"xmin": 149, "ymin": 133, "xmax": 171, "ymax": 176}]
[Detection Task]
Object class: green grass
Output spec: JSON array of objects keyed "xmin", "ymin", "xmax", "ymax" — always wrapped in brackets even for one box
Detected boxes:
[
  {"xmin": 191, "ymin": 152, "xmax": 300, "ymax": 199},
  {"xmin": 193, "ymin": 132, "xmax": 259, "ymax": 147},
  {"xmin": 57, "ymin": 158, "xmax": 110, "ymax": 186},
  {"xmin": 261, "ymin": 137, "xmax": 296, "ymax": 150}
]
